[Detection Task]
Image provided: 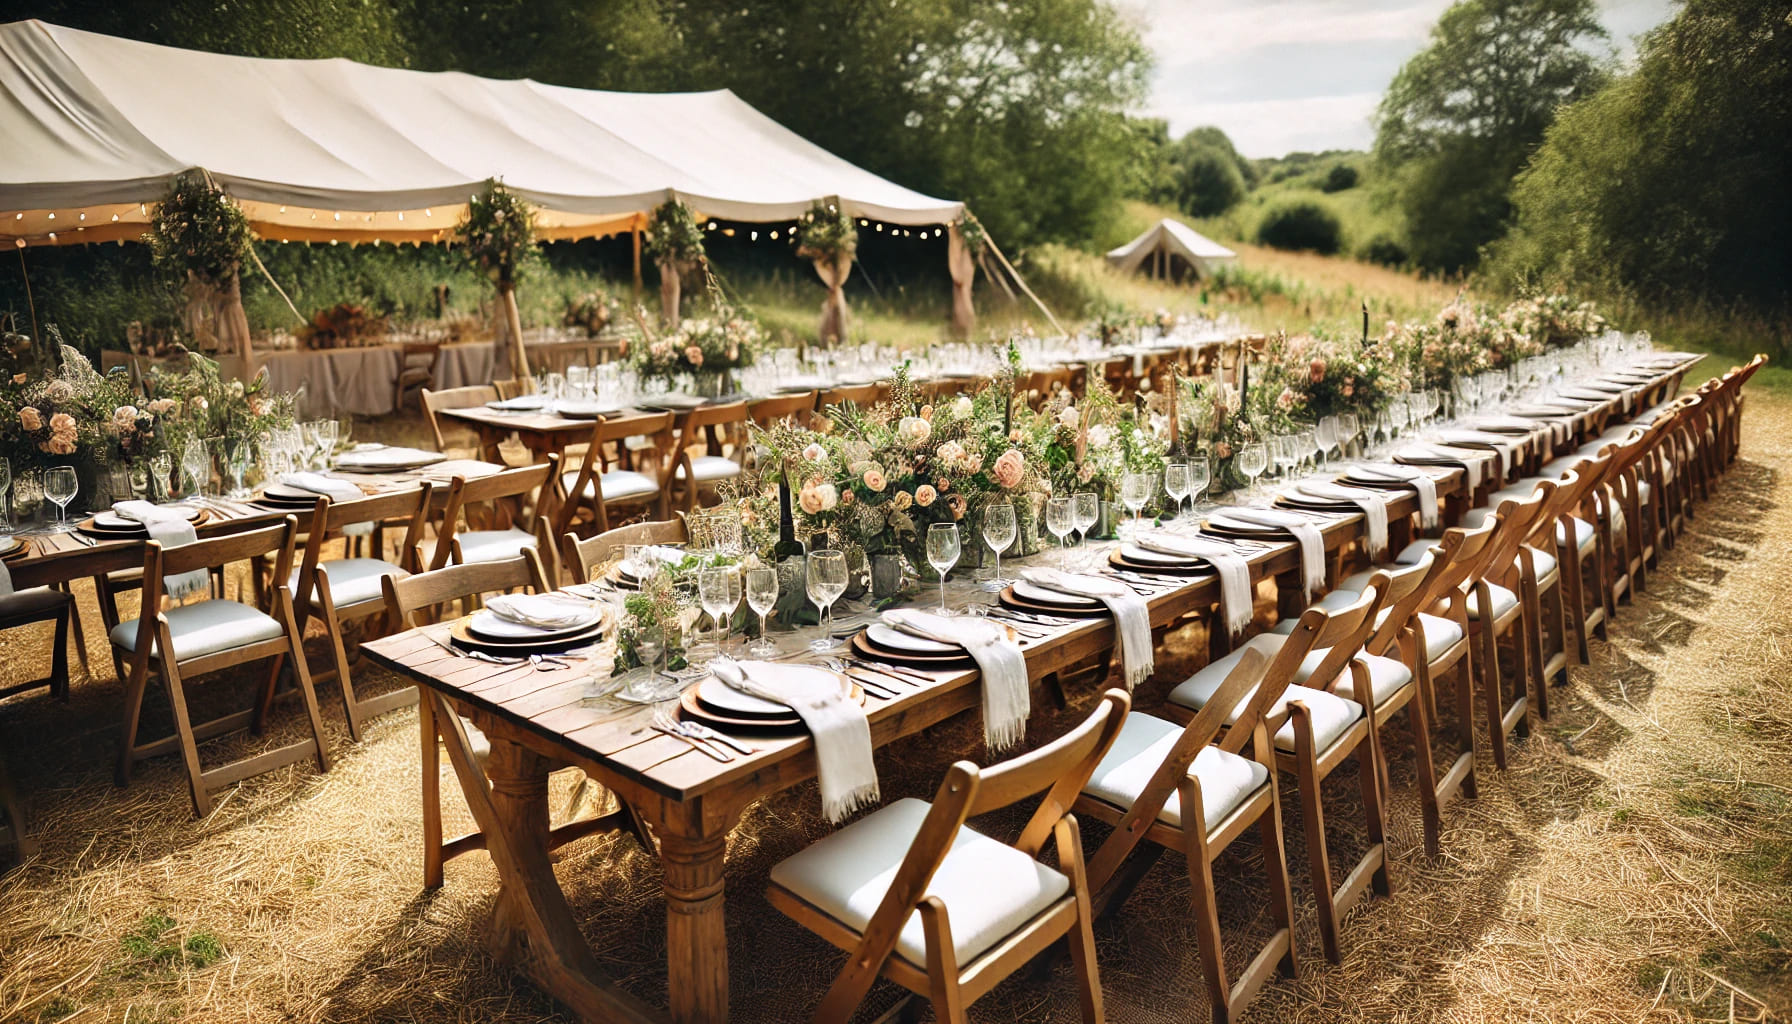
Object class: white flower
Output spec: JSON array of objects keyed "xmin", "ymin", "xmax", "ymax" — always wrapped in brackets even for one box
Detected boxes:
[
  {"xmin": 1057, "ymin": 405, "xmax": 1080, "ymax": 430},
  {"xmin": 897, "ymin": 416, "xmax": 931, "ymax": 446},
  {"xmin": 1087, "ymin": 424, "xmax": 1113, "ymax": 449},
  {"xmin": 950, "ymin": 395, "xmax": 973, "ymax": 418},
  {"xmin": 802, "ymin": 442, "xmax": 826, "ymax": 463}
]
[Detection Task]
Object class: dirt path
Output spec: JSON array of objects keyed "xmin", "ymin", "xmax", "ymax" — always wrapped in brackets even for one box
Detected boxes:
[{"xmin": 1, "ymin": 378, "xmax": 1787, "ymax": 1024}]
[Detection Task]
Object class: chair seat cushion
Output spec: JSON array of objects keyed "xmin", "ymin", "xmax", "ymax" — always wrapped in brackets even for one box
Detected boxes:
[
  {"xmin": 1415, "ymin": 612, "xmax": 1465, "ymax": 661},
  {"xmin": 110, "ymin": 600, "xmax": 285, "ymax": 660},
  {"xmin": 1524, "ymin": 545, "xmax": 1558, "ymax": 578},
  {"xmin": 0, "ymin": 586, "xmax": 69, "ymax": 618},
  {"xmin": 674, "ymin": 455, "xmax": 743, "ymax": 483},
  {"xmin": 289, "ymin": 557, "xmax": 409, "ymax": 608},
  {"xmin": 562, "ymin": 469, "xmax": 660, "ymax": 502},
  {"xmin": 1167, "ymin": 635, "xmax": 1365, "ymax": 753},
  {"xmin": 1082, "ymin": 713, "xmax": 1269, "ymax": 834},
  {"xmin": 1332, "ymin": 653, "xmax": 1414, "ymax": 710},
  {"xmin": 1467, "ymin": 581, "xmax": 1519, "ymax": 621},
  {"xmin": 455, "ymin": 529, "xmax": 536, "ymax": 564},
  {"xmin": 1558, "ymin": 516, "xmax": 1596, "ymax": 554},
  {"xmin": 768, "ymin": 797, "xmax": 1069, "ymax": 967},
  {"xmin": 1393, "ymin": 539, "xmax": 1435, "ymax": 565}
]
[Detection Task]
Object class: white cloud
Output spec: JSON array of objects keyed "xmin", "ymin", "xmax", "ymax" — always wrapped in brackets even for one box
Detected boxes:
[{"xmin": 1148, "ymin": 91, "xmax": 1384, "ymax": 157}]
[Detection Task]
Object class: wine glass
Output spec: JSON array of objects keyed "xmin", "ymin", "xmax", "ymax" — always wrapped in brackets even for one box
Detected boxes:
[
  {"xmin": 149, "ymin": 452, "xmax": 172, "ymax": 504},
  {"xmin": 316, "ymin": 419, "xmax": 340, "ymax": 469},
  {"xmin": 1237, "ymin": 442, "xmax": 1268, "ymax": 498},
  {"xmin": 926, "ymin": 523, "xmax": 960, "ymax": 613},
  {"xmin": 1186, "ymin": 455, "xmax": 1210, "ymax": 515},
  {"xmin": 1045, "ymin": 496, "xmax": 1074, "ymax": 569},
  {"xmin": 806, "ymin": 549, "xmax": 848, "ymax": 651},
  {"xmin": 181, "ymin": 438, "xmax": 209, "ymax": 499},
  {"xmin": 44, "ymin": 465, "xmax": 77, "ymax": 531},
  {"xmin": 0, "ymin": 457, "xmax": 11, "ymax": 534},
  {"xmin": 225, "ymin": 437, "xmax": 253, "ymax": 498},
  {"xmin": 1073, "ymin": 491, "xmax": 1099, "ymax": 550},
  {"xmin": 1164, "ymin": 462, "xmax": 1191, "ymax": 521},
  {"xmin": 745, "ymin": 566, "xmax": 778, "ymax": 656},
  {"xmin": 1316, "ymin": 416, "xmax": 1339, "ymax": 469},
  {"xmin": 1120, "ymin": 471, "xmax": 1153, "ymax": 537},
  {"xmin": 698, "ymin": 567, "xmax": 740, "ymax": 664},
  {"xmin": 1271, "ymin": 434, "xmax": 1297, "ymax": 487},
  {"xmin": 981, "ymin": 502, "xmax": 1017, "ymax": 589},
  {"xmin": 1338, "ymin": 414, "xmax": 1360, "ymax": 457},
  {"xmin": 1299, "ymin": 427, "xmax": 1319, "ymax": 474}
]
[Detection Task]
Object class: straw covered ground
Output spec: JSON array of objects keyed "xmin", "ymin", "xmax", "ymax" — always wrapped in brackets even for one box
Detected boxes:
[{"xmin": 1, "ymin": 388, "xmax": 1789, "ymax": 1024}]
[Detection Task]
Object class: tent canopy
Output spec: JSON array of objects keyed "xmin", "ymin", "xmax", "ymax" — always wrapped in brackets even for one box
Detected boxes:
[
  {"xmin": 1106, "ymin": 218, "xmax": 1237, "ymax": 280},
  {"xmin": 0, "ymin": 19, "xmax": 963, "ymax": 247}
]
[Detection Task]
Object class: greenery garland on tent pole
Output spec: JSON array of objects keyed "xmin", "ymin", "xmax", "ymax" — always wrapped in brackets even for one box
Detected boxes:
[
  {"xmin": 795, "ymin": 199, "xmax": 858, "ymax": 346},
  {"xmin": 145, "ymin": 173, "xmax": 255, "ymax": 363},
  {"xmin": 455, "ymin": 179, "xmax": 540, "ymax": 381},
  {"xmin": 643, "ymin": 198, "xmax": 706, "ymax": 330}
]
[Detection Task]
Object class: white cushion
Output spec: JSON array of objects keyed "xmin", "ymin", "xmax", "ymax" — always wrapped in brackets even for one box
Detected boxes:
[
  {"xmin": 1267, "ymin": 586, "xmax": 1365, "ymax": 635},
  {"xmin": 1558, "ymin": 516, "xmax": 1595, "ymax": 554},
  {"xmin": 289, "ymin": 557, "xmax": 408, "ymax": 608},
  {"xmin": 1414, "ymin": 612, "xmax": 1464, "ymax": 661},
  {"xmin": 110, "ymin": 600, "xmax": 285, "ymax": 660},
  {"xmin": 768, "ymin": 797, "xmax": 1068, "ymax": 967},
  {"xmin": 1524, "ymin": 545, "xmax": 1558, "ymax": 577},
  {"xmin": 1539, "ymin": 455, "xmax": 1593, "ymax": 478},
  {"xmin": 1467, "ymin": 581, "xmax": 1518, "ymax": 621},
  {"xmin": 674, "ymin": 455, "xmax": 742, "ymax": 483},
  {"xmin": 1332, "ymin": 653, "xmax": 1414, "ymax": 711},
  {"xmin": 562, "ymin": 469, "xmax": 660, "ymax": 502},
  {"xmin": 1082, "ymin": 713, "xmax": 1269, "ymax": 834},
  {"xmin": 1167, "ymin": 635, "xmax": 1365, "ymax": 753},
  {"xmin": 1393, "ymin": 539, "xmax": 1434, "ymax": 564},
  {"xmin": 455, "ymin": 529, "xmax": 536, "ymax": 564}
]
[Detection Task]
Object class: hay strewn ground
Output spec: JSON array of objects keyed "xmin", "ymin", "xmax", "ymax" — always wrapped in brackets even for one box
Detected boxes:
[{"xmin": 2, "ymin": 387, "xmax": 1789, "ymax": 1024}]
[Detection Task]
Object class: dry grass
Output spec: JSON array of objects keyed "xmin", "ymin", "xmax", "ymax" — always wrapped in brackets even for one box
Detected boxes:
[{"xmin": 2, "ymin": 375, "xmax": 1790, "ymax": 1024}]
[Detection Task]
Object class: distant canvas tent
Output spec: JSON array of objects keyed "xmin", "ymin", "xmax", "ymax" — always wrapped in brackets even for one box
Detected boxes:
[{"xmin": 1106, "ymin": 219, "xmax": 1237, "ymax": 282}]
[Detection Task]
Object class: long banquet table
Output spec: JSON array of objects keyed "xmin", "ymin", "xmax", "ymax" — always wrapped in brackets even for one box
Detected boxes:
[{"xmin": 362, "ymin": 355, "xmax": 1700, "ymax": 1024}]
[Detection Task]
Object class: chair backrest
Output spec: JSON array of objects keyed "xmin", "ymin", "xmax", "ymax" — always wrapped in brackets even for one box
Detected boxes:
[
  {"xmin": 554, "ymin": 411, "xmax": 678, "ymax": 536},
  {"xmin": 494, "ymin": 378, "xmax": 532, "ymax": 401},
  {"xmin": 292, "ymin": 484, "xmax": 434, "ymax": 598},
  {"xmin": 671, "ymin": 401, "xmax": 751, "ymax": 464},
  {"xmin": 817, "ymin": 383, "xmax": 880, "ymax": 411},
  {"xmin": 421, "ymin": 385, "xmax": 500, "ymax": 455},
  {"xmin": 843, "ymin": 689, "xmax": 1129, "ymax": 971},
  {"xmin": 1478, "ymin": 483, "xmax": 1555, "ymax": 584},
  {"xmin": 431, "ymin": 458, "xmax": 557, "ymax": 570},
  {"xmin": 1359, "ymin": 550, "xmax": 1449, "ymax": 658},
  {"xmin": 400, "ymin": 341, "xmax": 441, "ymax": 370},
  {"xmin": 1429, "ymin": 513, "xmax": 1502, "ymax": 604},
  {"xmin": 747, "ymin": 392, "xmax": 816, "ymax": 428},
  {"xmin": 381, "ymin": 549, "xmax": 552, "ymax": 630},
  {"xmin": 133, "ymin": 517, "xmax": 299, "ymax": 655},
  {"xmin": 562, "ymin": 516, "xmax": 688, "ymax": 584},
  {"xmin": 1274, "ymin": 582, "xmax": 1389, "ymax": 707}
]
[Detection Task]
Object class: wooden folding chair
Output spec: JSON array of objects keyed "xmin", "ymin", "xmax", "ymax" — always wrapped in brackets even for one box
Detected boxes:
[
  {"xmin": 816, "ymin": 383, "xmax": 879, "ymax": 411},
  {"xmin": 747, "ymin": 391, "xmax": 817, "ymax": 429},
  {"xmin": 561, "ymin": 517, "xmax": 688, "ymax": 586},
  {"xmin": 285, "ymin": 485, "xmax": 434, "ymax": 741},
  {"xmin": 0, "ymin": 738, "xmax": 33, "ymax": 863},
  {"xmin": 1077, "ymin": 648, "xmax": 1296, "ymax": 1023},
  {"xmin": 430, "ymin": 458, "xmax": 558, "ymax": 572},
  {"xmin": 767, "ymin": 690, "xmax": 1131, "ymax": 1024},
  {"xmin": 421, "ymin": 385, "xmax": 501, "ymax": 461},
  {"xmin": 1167, "ymin": 586, "xmax": 1393, "ymax": 962},
  {"xmin": 552, "ymin": 412, "xmax": 677, "ymax": 538},
  {"xmin": 0, "ymin": 586, "xmax": 80, "ymax": 703},
  {"xmin": 666, "ymin": 402, "xmax": 751, "ymax": 515},
  {"xmin": 111, "ymin": 517, "xmax": 331, "ymax": 817},
  {"xmin": 1457, "ymin": 485, "xmax": 1552, "ymax": 770}
]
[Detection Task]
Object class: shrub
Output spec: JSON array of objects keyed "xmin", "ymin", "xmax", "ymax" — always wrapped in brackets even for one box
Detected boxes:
[
  {"xmin": 1359, "ymin": 234, "xmax": 1409, "ymax": 268},
  {"xmin": 1176, "ymin": 145, "xmax": 1247, "ymax": 217},
  {"xmin": 1321, "ymin": 164, "xmax": 1359, "ymax": 192},
  {"xmin": 1256, "ymin": 201, "xmax": 1343, "ymax": 255}
]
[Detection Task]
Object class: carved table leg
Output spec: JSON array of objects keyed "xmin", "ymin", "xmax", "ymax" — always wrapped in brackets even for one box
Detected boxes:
[{"xmin": 659, "ymin": 831, "xmax": 730, "ymax": 1024}]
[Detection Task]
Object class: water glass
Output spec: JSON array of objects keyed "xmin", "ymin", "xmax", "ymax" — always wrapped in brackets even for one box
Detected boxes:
[
  {"xmin": 981, "ymin": 502, "xmax": 1017, "ymax": 589},
  {"xmin": 925, "ymin": 523, "xmax": 960, "ymax": 612},
  {"xmin": 745, "ymin": 566, "xmax": 779, "ymax": 656},
  {"xmin": 698, "ymin": 567, "xmax": 740, "ymax": 663},
  {"xmin": 44, "ymin": 465, "xmax": 77, "ymax": 531},
  {"xmin": 1237, "ymin": 442, "xmax": 1268, "ymax": 498},
  {"xmin": 1073, "ymin": 491, "xmax": 1099, "ymax": 549},
  {"xmin": 1186, "ymin": 456, "xmax": 1210, "ymax": 513},
  {"xmin": 806, "ymin": 549, "xmax": 848, "ymax": 651},
  {"xmin": 1164, "ymin": 462, "xmax": 1191, "ymax": 520},
  {"xmin": 181, "ymin": 438, "xmax": 209, "ymax": 499},
  {"xmin": 1045, "ymin": 496, "xmax": 1074, "ymax": 569},
  {"xmin": 1120, "ymin": 471, "xmax": 1154, "ymax": 536}
]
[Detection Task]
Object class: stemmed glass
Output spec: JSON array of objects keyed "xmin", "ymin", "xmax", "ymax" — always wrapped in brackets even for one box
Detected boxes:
[
  {"xmin": 1338, "ymin": 414, "xmax": 1360, "ymax": 458},
  {"xmin": 926, "ymin": 523, "xmax": 960, "ymax": 613},
  {"xmin": 1120, "ymin": 471, "xmax": 1153, "ymax": 537},
  {"xmin": 316, "ymin": 419, "xmax": 340, "ymax": 469},
  {"xmin": 0, "ymin": 457, "xmax": 11, "ymax": 534},
  {"xmin": 1045, "ymin": 496, "xmax": 1074, "ymax": 569},
  {"xmin": 224, "ymin": 438, "xmax": 253, "ymax": 498},
  {"xmin": 1186, "ymin": 456, "xmax": 1210, "ymax": 515},
  {"xmin": 1299, "ymin": 427, "xmax": 1319, "ymax": 474},
  {"xmin": 806, "ymin": 550, "xmax": 848, "ymax": 651},
  {"xmin": 1237, "ymin": 442, "xmax": 1268, "ymax": 498},
  {"xmin": 745, "ymin": 566, "xmax": 778, "ymax": 656},
  {"xmin": 181, "ymin": 438, "xmax": 209, "ymax": 499},
  {"xmin": 1164, "ymin": 462, "xmax": 1191, "ymax": 520},
  {"xmin": 44, "ymin": 465, "xmax": 77, "ymax": 531},
  {"xmin": 1270, "ymin": 435, "xmax": 1297, "ymax": 489},
  {"xmin": 698, "ymin": 567, "xmax": 741, "ymax": 664},
  {"xmin": 981, "ymin": 502, "xmax": 1017, "ymax": 589},
  {"xmin": 1317, "ymin": 416, "xmax": 1339, "ymax": 469},
  {"xmin": 1073, "ymin": 492, "xmax": 1099, "ymax": 551}
]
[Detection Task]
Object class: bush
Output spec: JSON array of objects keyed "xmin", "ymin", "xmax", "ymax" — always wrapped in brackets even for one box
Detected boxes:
[
  {"xmin": 1321, "ymin": 164, "xmax": 1359, "ymax": 192},
  {"xmin": 1256, "ymin": 201, "xmax": 1343, "ymax": 255},
  {"xmin": 1359, "ymin": 233, "xmax": 1409, "ymax": 268},
  {"xmin": 1175, "ymin": 145, "xmax": 1247, "ymax": 217}
]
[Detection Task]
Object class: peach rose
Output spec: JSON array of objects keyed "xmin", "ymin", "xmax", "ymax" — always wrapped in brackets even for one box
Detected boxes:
[
  {"xmin": 891, "ymin": 490, "xmax": 913, "ymax": 511},
  {"xmin": 49, "ymin": 412, "xmax": 76, "ymax": 437},
  {"xmin": 919, "ymin": 403, "xmax": 934, "ymax": 421},
  {"xmin": 992, "ymin": 449, "xmax": 1025, "ymax": 489},
  {"xmin": 18, "ymin": 406, "xmax": 41, "ymax": 432},
  {"xmin": 897, "ymin": 416, "xmax": 931, "ymax": 446},
  {"xmin": 914, "ymin": 484, "xmax": 937, "ymax": 507},
  {"xmin": 1309, "ymin": 358, "xmax": 1326, "ymax": 384},
  {"xmin": 45, "ymin": 434, "xmax": 76, "ymax": 455},
  {"xmin": 798, "ymin": 480, "xmax": 831, "ymax": 515},
  {"xmin": 967, "ymin": 453, "xmax": 983, "ymax": 474},
  {"xmin": 685, "ymin": 346, "xmax": 704, "ymax": 367},
  {"xmin": 946, "ymin": 493, "xmax": 967, "ymax": 520},
  {"xmin": 935, "ymin": 440, "xmax": 965, "ymax": 468},
  {"xmin": 113, "ymin": 405, "xmax": 139, "ymax": 429},
  {"xmin": 802, "ymin": 442, "xmax": 826, "ymax": 463},
  {"xmin": 146, "ymin": 398, "xmax": 178, "ymax": 416},
  {"xmin": 862, "ymin": 467, "xmax": 886, "ymax": 492}
]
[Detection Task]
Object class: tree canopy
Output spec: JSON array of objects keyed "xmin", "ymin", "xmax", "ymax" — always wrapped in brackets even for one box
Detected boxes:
[{"xmin": 1374, "ymin": 0, "xmax": 1609, "ymax": 272}]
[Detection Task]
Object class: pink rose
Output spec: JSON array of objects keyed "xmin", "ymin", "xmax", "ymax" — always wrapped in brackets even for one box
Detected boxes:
[
  {"xmin": 45, "ymin": 435, "xmax": 76, "ymax": 455},
  {"xmin": 113, "ymin": 405, "xmax": 139, "ymax": 429},
  {"xmin": 685, "ymin": 346, "xmax": 704, "ymax": 367},
  {"xmin": 1214, "ymin": 441, "xmax": 1232, "ymax": 459},
  {"xmin": 18, "ymin": 407, "xmax": 41, "ymax": 431},
  {"xmin": 936, "ymin": 440, "xmax": 966, "ymax": 467},
  {"xmin": 1276, "ymin": 388, "xmax": 1296, "ymax": 411},
  {"xmin": 862, "ymin": 468, "xmax": 886, "ymax": 492},
  {"xmin": 914, "ymin": 484, "xmax": 936, "ymax": 507},
  {"xmin": 992, "ymin": 449, "xmax": 1026, "ymax": 489},
  {"xmin": 798, "ymin": 481, "xmax": 826, "ymax": 515},
  {"xmin": 49, "ymin": 413, "xmax": 77, "ymax": 438},
  {"xmin": 1309, "ymin": 359, "xmax": 1326, "ymax": 384}
]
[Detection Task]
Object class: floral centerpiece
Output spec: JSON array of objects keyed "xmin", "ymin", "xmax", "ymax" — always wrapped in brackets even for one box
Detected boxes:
[
  {"xmin": 455, "ymin": 179, "xmax": 539, "ymax": 379},
  {"xmin": 145, "ymin": 349, "xmax": 295, "ymax": 461},
  {"xmin": 296, "ymin": 303, "xmax": 388, "ymax": 350},
  {"xmin": 1032, "ymin": 374, "xmax": 1170, "ymax": 527},
  {"xmin": 1179, "ymin": 376, "xmax": 1258, "ymax": 494},
  {"xmin": 1501, "ymin": 293, "xmax": 1605, "ymax": 350},
  {"xmin": 1284, "ymin": 331, "xmax": 1410, "ymax": 420},
  {"xmin": 563, "ymin": 291, "xmax": 617, "ymax": 338},
  {"xmin": 629, "ymin": 308, "xmax": 762, "ymax": 397}
]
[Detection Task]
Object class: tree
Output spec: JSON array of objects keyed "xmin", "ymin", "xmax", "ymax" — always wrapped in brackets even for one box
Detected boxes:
[
  {"xmin": 1257, "ymin": 201, "xmax": 1342, "ymax": 255},
  {"xmin": 1493, "ymin": 0, "xmax": 1792, "ymax": 310},
  {"xmin": 1374, "ymin": 0, "xmax": 1609, "ymax": 272},
  {"xmin": 1175, "ymin": 145, "xmax": 1246, "ymax": 217}
]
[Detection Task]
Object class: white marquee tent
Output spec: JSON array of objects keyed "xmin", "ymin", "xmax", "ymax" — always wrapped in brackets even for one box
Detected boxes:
[
  {"xmin": 1106, "ymin": 218, "xmax": 1237, "ymax": 282},
  {"xmin": 0, "ymin": 19, "xmax": 964, "ymax": 247}
]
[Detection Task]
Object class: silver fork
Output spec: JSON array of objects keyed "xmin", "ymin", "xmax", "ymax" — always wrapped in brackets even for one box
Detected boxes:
[
  {"xmin": 678, "ymin": 719, "xmax": 759, "ymax": 756},
  {"xmin": 652, "ymin": 710, "xmax": 733, "ymax": 761}
]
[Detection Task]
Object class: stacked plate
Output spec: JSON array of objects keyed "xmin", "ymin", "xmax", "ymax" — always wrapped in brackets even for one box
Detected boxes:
[
  {"xmin": 1107, "ymin": 541, "xmax": 1212, "ymax": 575},
  {"xmin": 1204, "ymin": 508, "xmax": 1314, "ymax": 540},
  {"xmin": 0, "ymin": 534, "xmax": 32, "ymax": 563},
  {"xmin": 485, "ymin": 395, "xmax": 546, "ymax": 412},
  {"xmin": 678, "ymin": 664, "xmax": 863, "ymax": 734},
  {"xmin": 1470, "ymin": 415, "xmax": 1543, "ymax": 436},
  {"xmin": 252, "ymin": 482, "xmax": 332, "ymax": 512},
  {"xmin": 1000, "ymin": 578, "xmax": 1108, "ymax": 617},
  {"xmin": 447, "ymin": 602, "xmax": 610, "ymax": 654},
  {"xmin": 550, "ymin": 400, "xmax": 624, "ymax": 420},
  {"xmin": 1341, "ymin": 463, "xmax": 1434, "ymax": 491},
  {"xmin": 1278, "ymin": 481, "xmax": 1374, "ymax": 514},
  {"xmin": 638, "ymin": 394, "xmax": 706, "ymax": 412},
  {"xmin": 333, "ymin": 445, "xmax": 448, "ymax": 473},
  {"xmin": 77, "ymin": 504, "xmax": 208, "ymax": 538},
  {"xmin": 846, "ymin": 621, "xmax": 1004, "ymax": 668}
]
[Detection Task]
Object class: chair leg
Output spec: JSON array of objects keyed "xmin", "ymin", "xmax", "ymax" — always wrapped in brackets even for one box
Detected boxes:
[
  {"xmin": 158, "ymin": 661, "xmax": 212, "ymax": 817},
  {"xmin": 278, "ymin": 595, "xmax": 333, "ymax": 774},
  {"xmin": 420, "ymin": 685, "xmax": 445, "ymax": 889},
  {"xmin": 1405, "ymin": 675, "xmax": 1444, "ymax": 857},
  {"xmin": 1476, "ymin": 622, "xmax": 1510, "ymax": 771},
  {"xmin": 1290, "ymin": 720, "xmax": 1341, "ymax": 962},
  {"xmin": 1258, "ymin": 781, "xmax": 1299, "ymax": 980},
  {"xmin": 115, "ymin": 651, "xmax": 155, "ymax": 788},
  {"xmin": 1058, "ymin": 824, "xmax": 1105, "ymax": 1024},
  {"xmin": 1185, "ymin": 827, "xmax": 1235, "ymax": 1023},
  {"xmin": 1357, "ymin": 740, "xmax": 1392, "ymax": 899},
  {"xmin": 50, "ymin": 603, "xmax": 70, "ymax": 702},
  {"xmin": 318, "ymin": 591, "xmax": 365, "ymax": 743}
]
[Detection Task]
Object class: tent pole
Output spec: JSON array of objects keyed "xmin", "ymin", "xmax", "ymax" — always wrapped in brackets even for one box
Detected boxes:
[
  {"xmin": 16, "ymin": 249, "xmax": 38, "ymax": 346},
  {"xmin": 982, "ymin": 234, "xmax": 1067, "ymax": 338},
  {"xmin": 632, "ymin": 221, "xmax": 643, "ymax": 301}
]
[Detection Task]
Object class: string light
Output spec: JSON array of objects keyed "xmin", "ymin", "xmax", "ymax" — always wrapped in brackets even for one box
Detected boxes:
[
  {"xmin": 424, "ymin": 209, "xmax": 432, "ymax": 217},
  {"xmin": 12, "ymin": 213, "xmax": 19, "ymax": 220},
  {"xmin": 111, "ymin": 214, "xmax": 118, "ymax": 222},
  {"xmin": 279, "ymin": 205, "xmax": 287, "ymax": 213},
  {"xmin": 750, "ymin": 230, "xmax": 758, "ymax": 240},
  {"xmin": 875, "ymin": 223, "xmax": 884, "ymax": 232},
  {"xmin": 333, "ymin": 212, "xmax": 341, "ymax": 221},
  {"xmin": 46, "ymin": 212, "xmax": 53, "ymax": 220},
  {"xmin": 858, "ymin": 219, "xmax": 868, "ymax": 226},
  {"xmin": 46, "ymin": 232, "xmax": 56, "ymax": 241},
  {"xmin": 769, "ymin": 230, "xmax": 778, "ymax": 240},
  {"xmin": 13, "ymin": 239, "xmax": 23, "ymax": 248},
  {"xmin": 397, "ymin": 211, "xmax": 404, "ymax": 221},
  {"xmin": 706, "ymin": 221, "xmax": 717, "ymax": 230},
  {"xmin": 77, "ymin": 213, "xmax": 85, "ymax": 221}
]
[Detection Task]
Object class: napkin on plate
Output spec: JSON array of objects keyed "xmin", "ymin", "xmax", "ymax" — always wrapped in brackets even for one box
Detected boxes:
[
  {"xmin": 1293, "ymin": 481, "xmax": 1389, "ymax": 558},
  {"xmin": 1225, "ymin": 508, "xmax": 1326, "ymax": 600},
  {"xmin": 883, "ymin": 608, "xmax": 1030, "ymax": 752},
  {"xmin": 1397, "ymin": 444, "xmax": 1488, "ymax": 490},
  {"xmin": 1132, "ymin": 532, "xmax": 1254, "ymax": 635},
  {"xmin": 1349, "ymin": 464, "xmax": 1441, "ymax": 530},
  {"xmin": 280, "ymin": 472, "xmax": 372, "ymax": 535},
  {"xmin": 114, "ymin": 500, "xmax": 209, "ymax": 599},
  {"xmin": 713, "ymin": 657, "xmax": 877, "ymax": 823},
  {"xmin": 484, "ymin": 593, "xmax": 598, "ymax": 631},
  {"xmin": 1438, "ymin": 431, "xmax": 1519, "ymax": 481},
  {"xmin": 1020, "ymin": 567, "xmax": 1153, "ymax": 690}
]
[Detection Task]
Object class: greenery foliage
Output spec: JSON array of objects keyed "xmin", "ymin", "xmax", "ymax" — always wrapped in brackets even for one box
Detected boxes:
[
  {"xmin": 1256, "ymin": 201, "xmax": 1343, "ymax": 255},
  {"xmin": 1321, "ymin": 164, "xmax": 1359, "ymax": 193},
  {"xmin": 794, "ymin": 201, "xmax": 858, "ymax": 264},
  {"xmin": 643, "ymin": 199, "xmax": 706, "ymax": 270},
  {"xmin": 1174, "ymin": 146, "xmax": 1247, "ymax": 218},
  {"xmin": 145, "ymin": 175, "xmax": 253, "ymax": 288},
  {"xmin": 454, "ymin": 180, "xmax": 538, "ymax": 286}
]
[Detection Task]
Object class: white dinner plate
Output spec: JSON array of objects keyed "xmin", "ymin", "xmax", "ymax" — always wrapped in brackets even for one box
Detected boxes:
[
  {"xmin": 93, "ymin": 505, "xmax": 203, "ymax": 529},
  {"xmin": 1119, "ymin": 543, "xmax": 1202, "ymax": 566},
  {"xmin": 698, "ymin": 665, "xmax": 849, "ymax": 716},
  {"xmin": 1012, "ymin": 579, "xmax": 1101, "ymax": 607},
  {"xmin": 334, "ymin": 446, "xmax": 447, "ymax": 471},
  {"xmin": 468, "ymin": 607, "xmax": 602, "ymax": 640},
  {"xmin": 1207, "ymin": 510, "xmax": 1295, "ymax": 534},
  {"xmin": 866, "ymin": 623, "xmax": 959, "ymax": 654},
  {"xmin": 486, "ymin": 396, "xmax": 546, "ymax": 411}
]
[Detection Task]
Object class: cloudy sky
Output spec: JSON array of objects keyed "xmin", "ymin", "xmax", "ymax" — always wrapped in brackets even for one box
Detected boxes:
[{"xmin": 1130, "ymin": 0, "xmax": 1678, "ymax": 158}]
